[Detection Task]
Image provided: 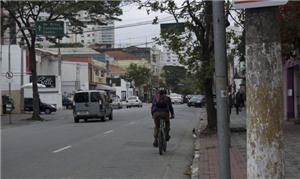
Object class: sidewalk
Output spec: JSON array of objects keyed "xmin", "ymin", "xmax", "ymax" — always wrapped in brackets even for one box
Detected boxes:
[
  {"xmin": 192, "ymin": 109, "xmax": 300, "ymax": 179},
  {"xmin": 1, "ymin": 110, "xmax": 70, "ymax": 129}
]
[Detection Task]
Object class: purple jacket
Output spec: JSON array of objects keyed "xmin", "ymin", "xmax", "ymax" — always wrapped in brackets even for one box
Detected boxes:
[{"xmin": 151, "ymin": 94, "xmax": 174, "ymax": 116}]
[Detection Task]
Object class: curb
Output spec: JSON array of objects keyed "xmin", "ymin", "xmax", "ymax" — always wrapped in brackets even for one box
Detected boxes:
[{"xmin": 191, "ymin": 136, "xmax": 200, "ymax": 179}]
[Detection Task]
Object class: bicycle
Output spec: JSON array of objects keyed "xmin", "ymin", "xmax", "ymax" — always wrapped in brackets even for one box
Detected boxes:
[{"xmin": 158, "ymin": 115, "xmax": 174, "ymax": 155}]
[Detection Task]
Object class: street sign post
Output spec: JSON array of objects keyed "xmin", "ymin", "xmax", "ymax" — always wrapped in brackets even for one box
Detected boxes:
[
  {"xmin": 36, "ymin": 21, "xmax": 64, "ymax": 37},
  {"xmin": 233, "ymin": 0, "xmax": 288, "ymax": 9}
]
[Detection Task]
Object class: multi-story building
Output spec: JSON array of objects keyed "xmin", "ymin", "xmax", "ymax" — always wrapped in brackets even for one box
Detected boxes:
[
  {"xmin": 160, "ymin": 46, "xmax": 183, "ymax": 67},
  {"xmin": 63, "ymin": 11, "xmax": 115, "ymax": 48}
]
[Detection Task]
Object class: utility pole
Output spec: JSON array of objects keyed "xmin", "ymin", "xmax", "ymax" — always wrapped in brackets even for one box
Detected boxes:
[
  {"xmin": 8, "ymin": 34, "xmax": 12, "ymax": 124},
  {"xmin": 57, "ymin": 38, "xmax": 62, "ymax": 109},
  {"xmin": 212, "ymin": 1, "xmax": 231, "ymax": 179},
  {"xmin": 246, "ymin": 7, "xmax": 284, "ymax": 178},
  {"xmin": 19, "ymin": 38, "xmax": 25, "ymax": 113}
]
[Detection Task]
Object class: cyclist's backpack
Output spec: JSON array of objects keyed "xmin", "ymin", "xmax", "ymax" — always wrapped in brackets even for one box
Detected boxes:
[{"xmin": 156, "ymin": 95, "xmax": 168, "ymax": 109}]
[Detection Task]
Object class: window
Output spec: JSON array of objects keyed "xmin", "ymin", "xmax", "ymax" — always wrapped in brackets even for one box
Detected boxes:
[
  {"xmin": 81, "ymin": 40, "xmax": 84, "ymax": 43},
  {"xmin": 95, "ymin": 69, "xmax": 100, "ymax": 76},
  {"xmin": 74, "ymin": 93, "xmax": 89, "ymax": 103},
  {"xmin": 87, "ymin": 34, "xmax": 90, "ymax": 37},
  {"xmin": 101, "ymin": 70, "xmax": 105, "ymax": 77},
  {"xmin": 90, "ymin": 92, "xmax": 101, "ymax": 102}
]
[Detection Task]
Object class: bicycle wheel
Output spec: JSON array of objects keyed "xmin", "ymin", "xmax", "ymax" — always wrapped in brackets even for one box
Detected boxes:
[
  {"xmin": 163, "ymin": 129, "xmax": 167, "ymax": 152},
  {"xmin": 158, "ymin": 130, "xmax": 164, "ymax": 155}
]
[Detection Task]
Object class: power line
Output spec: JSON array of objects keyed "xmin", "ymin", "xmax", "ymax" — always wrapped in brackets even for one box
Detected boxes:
[{"xmin": 66, "ymin": 16, "xmax": 175, "ymax": 35}]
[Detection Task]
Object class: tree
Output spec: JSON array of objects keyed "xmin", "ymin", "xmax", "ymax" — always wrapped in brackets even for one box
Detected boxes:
[
  {"xmin": 1, "ymin": 1, "xmax": 122, "ymax": 120},
  {"xmin": 161, "ymin": 66, "xmax": 186, "ymax": 92},
  {"xmin": 279, "ymin": 2, "xmax": 300, "ymax": 59},
  {"xmin": 122, "ymin": 63, "xmax": 151, "ymax": 98},
  {"xmin": 139, "ymin": 0, "xmax": 217, "ymax": 129}
]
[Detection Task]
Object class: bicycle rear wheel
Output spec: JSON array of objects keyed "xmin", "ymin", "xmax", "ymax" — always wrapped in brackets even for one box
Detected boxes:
[
  {"xmin": 158, "ymin": 130, "xmax": 164, "ymax": 155},
  {"xmin": 163, "ymin": 130, "xmax": 167, "ymax": 152}
]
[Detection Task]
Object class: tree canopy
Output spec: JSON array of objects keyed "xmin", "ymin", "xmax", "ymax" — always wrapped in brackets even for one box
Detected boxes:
[
  {"xmin": 279, "ymin": 2, "xmax": 300, "ymax": 59},
  {"xmin": 1, "ymin": 1, "xmax": 123, "ymax": 120},
  {"xmin": 122, "ymin": 63, "xmax": 151, "ymax": 91}
]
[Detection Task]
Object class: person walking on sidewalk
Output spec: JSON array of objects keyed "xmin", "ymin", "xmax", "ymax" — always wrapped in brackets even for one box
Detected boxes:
[
  {"xmin": 235, "ymin": 90, "xmax": 243, "ymax": 114},
  {"xmin": 229, "ymin": 93, "xmax": 234, "ymax": 115},
  {"xmin": 151, "ymin": 88, "xmax": 174, "ymax": 147}
]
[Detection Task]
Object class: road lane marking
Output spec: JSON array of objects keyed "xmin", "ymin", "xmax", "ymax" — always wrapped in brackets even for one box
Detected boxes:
[
  {"xmin": 128, "ymin": 121, "xmax": 136, "ymax": 125},
  {"xmin": 53, "ymin": 145, "xmax": 71, "ymax": 153},
  {"xmin": 104, "ymin": 130, "xmax": 113, "ymax": 134}
]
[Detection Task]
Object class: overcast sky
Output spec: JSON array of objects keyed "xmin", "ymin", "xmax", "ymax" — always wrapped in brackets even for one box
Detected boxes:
[{"xmin": 115, "ymin": 4, "xmax": 173, "ymax": 48}]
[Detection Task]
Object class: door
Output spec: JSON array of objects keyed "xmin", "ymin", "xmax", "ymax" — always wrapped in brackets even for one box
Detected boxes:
[
  {"xmin": 296, "ymin": 67, "xmax": 300, "ymax": 118},
  {"xmin": 90, "ymin": 92, "xmax": 102, "ymax": 115},
  {"xmin": 73, "ymin": 92, "xmax": 89, "ymax": 114}
]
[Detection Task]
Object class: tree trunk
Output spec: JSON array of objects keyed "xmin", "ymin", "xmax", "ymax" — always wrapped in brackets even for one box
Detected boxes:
[
  {"xmin": 205, "ymin": 78, "xmax": 217, "ymax": 129},
  {"xmin": 246, "ymin": 7, "xmax": 284, "ymax": 178},
  {"xmin": 29, "ymin": 44, "xmax": 42, "ymax": 121}
]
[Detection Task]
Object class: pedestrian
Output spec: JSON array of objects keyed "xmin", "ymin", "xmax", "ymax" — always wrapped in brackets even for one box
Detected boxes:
[
  {"xmin": 228, "ymin": 93, "xmax": 233, "ymax": 115},
  {"xmin": 235, "ymin": 90, "xmax": 243, "ymax": 114}
]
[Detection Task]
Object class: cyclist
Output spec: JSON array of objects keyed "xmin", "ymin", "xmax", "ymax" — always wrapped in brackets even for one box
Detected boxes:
[{"xmin": 151, "ymin": 88, "xmax": 174, "ymax": 147}]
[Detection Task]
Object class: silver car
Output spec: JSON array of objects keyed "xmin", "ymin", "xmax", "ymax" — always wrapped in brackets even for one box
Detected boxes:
[{"xmin": 73, "ymin": 90, "xmax": 113, "ymax": 123}]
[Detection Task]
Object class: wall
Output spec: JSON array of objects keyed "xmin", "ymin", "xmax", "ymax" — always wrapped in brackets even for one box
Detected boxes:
[
  {"xmin": 61, "ymin": 61, "xmax": 89, "ymax": 95},
  {"xmin": 1, "ymin": 45, "xmax": 25, "ymax": 114}
]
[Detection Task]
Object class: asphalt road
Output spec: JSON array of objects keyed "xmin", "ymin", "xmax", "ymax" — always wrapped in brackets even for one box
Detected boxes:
[{"xmin": 2, "ymin": 104, "xmax": 203, "ymax": 179}]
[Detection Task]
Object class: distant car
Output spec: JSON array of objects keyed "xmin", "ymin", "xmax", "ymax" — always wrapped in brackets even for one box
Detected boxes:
[
  {"xmin": 111, "ymin": 96, "xmax": 122, "ymax": 109},
  {"xmin": 169, "ymin": 93, "xmax": 183, "ymax": 104},
  {"xmin": 24, "ymin": 98, "xmax": 57, "ymax": 114},
  {"xmin": 187, "ymin": 95, "xmax": 205, "ymax": 107},
  {"xmin": 126, "ymin": 96, "xmax": 142, "ymax": 108},
  {"xmin": 62, "ymin": 96, "xmax": 73, "ymax": 109}
]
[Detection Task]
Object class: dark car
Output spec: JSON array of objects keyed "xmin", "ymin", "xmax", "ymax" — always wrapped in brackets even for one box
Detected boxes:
[
  {"xmin": 187, "ymin": 95, "xmax": 205, "ymax": 107},
  {"xmin": 2, "ymin": 95, "xmax": 14, "ymax": 114},
  {"xmin": 62, "ymin": 96, "xmax": 73, "ymax": 109},
  {"xmin": 24, "ymin": 98, "xmax": 57, "ymax": 114}
]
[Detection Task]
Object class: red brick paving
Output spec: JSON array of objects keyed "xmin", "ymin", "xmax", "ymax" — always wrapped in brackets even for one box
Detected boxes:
[{"xmin": 198, "ymin": 134, "xmax": 246, "ymax": 179}]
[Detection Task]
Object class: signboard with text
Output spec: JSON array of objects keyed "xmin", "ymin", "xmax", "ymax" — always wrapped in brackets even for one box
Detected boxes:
[
  {"xmin": 30, "ymin": 75, "xmax": 56, "ymax": 88},
  {"xmin": 233, "ymin": 0, "xmax": 288, "ymax": 9},
  {"xmin": 36, "ymin": 21, "xmax": 64, "ymax": 37}
]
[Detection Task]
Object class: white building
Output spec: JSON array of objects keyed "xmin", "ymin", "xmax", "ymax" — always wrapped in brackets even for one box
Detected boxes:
[
  {"xmin": 63, "ymin": 11, "xmax": 115, "ymax": 47},
  {"xmin": 161, "ymin": 46, "xmax": 183, "ymax": 67}
]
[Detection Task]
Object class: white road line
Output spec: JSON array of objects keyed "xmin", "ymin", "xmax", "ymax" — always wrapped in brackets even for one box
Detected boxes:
[
  {"xmin": 104, "ymin": 130, "xmax": 113, "ymax": 134},
  {"xmin": 53, "ymin": 145, "xmax": 71, "ymax": 153},
  {"xmin": 128, "ymin": 121, "xmax": 136, "ymax": 125}
]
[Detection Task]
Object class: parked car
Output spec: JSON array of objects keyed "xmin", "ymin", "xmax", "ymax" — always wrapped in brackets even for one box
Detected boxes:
[
  {"xmin": 169, "ymin": 93, "xmax": 183, "ymax": 104},
  {"xmin": 24, "ymin": 98, "xmax": 57, "ymax": 114},
  {"xmin": 111, "ymin": 96, "xmax": 122, "ymax": 109},
  {"xmin": 187, "ymin": 95, "xmax": 205, "ymax": 107},
  {"xmin": 126, "ymin": 96, "xmax": 142, "ymax": 108},
  {"xmin": 2, "ymin": 95, "xmax": 14, "ymax": 114},
  {"xmin": 73, "ymin": 90, "xmax": 113, "ymax": 123},
  {"xmin": 62, "ymin": 96, "xmax": 73, "ymax": 109}
]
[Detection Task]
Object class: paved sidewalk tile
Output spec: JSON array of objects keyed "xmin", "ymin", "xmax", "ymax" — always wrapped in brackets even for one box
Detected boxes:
[
  {"xmin": 197, "ymin": 109, "xmax": 300, "ymax": 179},
  {"xmin": 198, "ymin": 134, "xmax": 246, "ymax": 179}
]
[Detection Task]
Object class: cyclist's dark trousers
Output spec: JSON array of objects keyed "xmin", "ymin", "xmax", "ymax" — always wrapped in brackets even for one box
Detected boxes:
[{"xmin": 153, "ymin": 112, "xmax": 170, "ymax": 138}]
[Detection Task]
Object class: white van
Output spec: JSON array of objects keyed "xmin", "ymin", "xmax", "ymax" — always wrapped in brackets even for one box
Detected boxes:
[{"xmin": 73, "ymin": 90, "xmax": 113, "ymax": 123}]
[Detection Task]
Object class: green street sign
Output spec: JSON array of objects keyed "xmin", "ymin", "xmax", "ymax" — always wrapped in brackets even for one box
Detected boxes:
[
  {"xmin": 160, "ymin": 23, "xmax": 185, "ymax": 34},
  {"xmin": 36, "ymin": 21, "xmax": 64, "ymax": 37}
]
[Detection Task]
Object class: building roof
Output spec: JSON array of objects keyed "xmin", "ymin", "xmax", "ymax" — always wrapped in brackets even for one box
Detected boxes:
[
  {"xmin": 105, "ymin": 50, "xmax": 141, "ymax": 61},
  {"xmin": 37, "ymin": 48, "xmax": 106, "ymax": 62},
  {"xmin": 109, "ymin": 64, "xmax": 126, "ymax": 74},
  {"xmin": 63, "ymin": 57, "xmax": 92, "ymax": 63}
]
